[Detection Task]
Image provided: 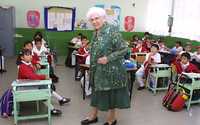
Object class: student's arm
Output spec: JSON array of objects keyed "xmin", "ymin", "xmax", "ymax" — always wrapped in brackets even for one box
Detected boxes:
[{"xmin": 20, "ymin": 65, "xmax": 46, "ymax": 80}]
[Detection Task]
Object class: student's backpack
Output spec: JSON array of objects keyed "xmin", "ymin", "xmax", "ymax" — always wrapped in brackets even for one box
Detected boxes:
[
  {"xmin": 162, "ymin": 84, "xmax": 189, "ymax": 111},
  {"xmin": 0, "ymin": 88, "xmax": 13, "ymax": 117}
]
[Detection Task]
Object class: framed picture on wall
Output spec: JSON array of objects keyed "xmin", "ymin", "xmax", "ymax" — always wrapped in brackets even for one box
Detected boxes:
[{"xmin": 44, "ymin": 6, "xmax": 76, "ymax": 31}]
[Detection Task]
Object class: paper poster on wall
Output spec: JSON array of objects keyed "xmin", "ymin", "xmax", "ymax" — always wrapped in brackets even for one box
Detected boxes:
[
  {"xmin": 75, "ymin": 19, "xmax": 88, "ymax": 29},
  {"xmin": 95, "ymin": 4, "xmax": 121, "ymax": 27},
  {"xmin": 44, "ymin": 7, "xmax": 76, "ymax": 31},
  {"xmin": 124, "ymin": 16, "xmax": 135, "ymax": 32},
  {"xmin": 27, "ymin": 10, "xmax": 40, "ymax": 28}
]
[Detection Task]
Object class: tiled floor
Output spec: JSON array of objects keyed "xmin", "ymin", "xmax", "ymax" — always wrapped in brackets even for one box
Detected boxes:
[{"xmin": 0, "ymin": 57, "xmax": 200, "ymax": 125}]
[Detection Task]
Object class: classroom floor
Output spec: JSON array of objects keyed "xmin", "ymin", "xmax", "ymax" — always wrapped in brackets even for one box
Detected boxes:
[{"xmin": 0, "ymin": 56, "xmax": 200, "ymax": 125}]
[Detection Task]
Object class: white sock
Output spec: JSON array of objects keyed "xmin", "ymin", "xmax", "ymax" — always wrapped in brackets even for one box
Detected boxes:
[
  {"xmin": 137, "ymin": 77, "xmax": 144, "ymax": 87},
  {"xmin": 52, "ymin": 91, "xmax": 63, "ymax": 101}
]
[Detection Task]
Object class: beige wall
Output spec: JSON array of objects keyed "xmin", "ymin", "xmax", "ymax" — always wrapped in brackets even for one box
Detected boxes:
[{"xmin": 0, "ymin": 0, "xmax": 149, "ymax": 31}]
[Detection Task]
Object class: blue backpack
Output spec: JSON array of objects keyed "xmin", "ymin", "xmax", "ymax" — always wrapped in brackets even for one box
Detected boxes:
[{"xmin": 0, "ymin": 88, "xmax": 13, "ymax": 117}]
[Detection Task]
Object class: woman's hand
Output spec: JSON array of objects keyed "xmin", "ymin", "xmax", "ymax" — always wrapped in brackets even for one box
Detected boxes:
[{"xmin": 97, "ymin": 56, "xmax": 108, "ymax": 64}]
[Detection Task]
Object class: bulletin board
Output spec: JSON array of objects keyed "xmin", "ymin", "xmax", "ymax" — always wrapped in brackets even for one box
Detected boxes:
[{"xmin": 44, "ymin": 6, "xmax": 76, "ymax": 31}]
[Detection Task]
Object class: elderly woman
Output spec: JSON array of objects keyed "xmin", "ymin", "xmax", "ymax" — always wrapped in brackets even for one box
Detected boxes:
[{"xmin": 81, "ymin": 7, "xmax": 130, "ymax": 125}]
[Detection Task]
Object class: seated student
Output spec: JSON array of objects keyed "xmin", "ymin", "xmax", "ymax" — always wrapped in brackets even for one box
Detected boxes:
[
  {"xmin": 142, "ymin": 32, "xmax": 150, "ymax": 41},
  {"xmin": 136, "ymin": 44, "xmax": 161, "ymax": 90},
  {"xmin": 164, "ymin": 41, "xmax": 183, "ymax": 64},
  {"xmin": 171, "ymin": 41, "xmax": 183, "ymax": 55},
  {"xmin": 33, "ymin": 38, "xmax": 48, "ymax": 57},
  {"xmin": 173, "ymin": 52, "xmax": 200, "ymax": 74},
  {"xmin": 76, "ymin": 36, "xmax": 89, "ymax": 64},
  {"xmin": 70, "ymin": 33, "xmax": 83, "ymax": 47},
  {"xmin": 131, "ymin": 40, "xmax": 148, "ymax": 53},
  {"xmin": 158, "ymin": 40, "xmax": 169, "ymax": 53},
  {"xmin": 142, "ymin": 37, "xmax": 151, "ymax": 52},
  {"xmin": 129, "ymin": 35, "xmax": 139, "ymax": 48},
  {"xmin": 18, "ymin": 49, "xmax": 64, "ymax": 115},
  {"xmin": 33, "ymin": 31, "xmax": 58, "ymax": 63},
  {"xmin": 75, "ymin": 36, "xmax": 89, "ymax": 79},
  {"xmin": 191, "ymin": 46, "xmax": 200, "ymax": 69},
  {"xmin": 179, "ymin": 42, "xmax": 193, "ymax": 57},
  {"xmin": 16, "ymin": 41, "xmax": 40, "ymax": 70},
  {"xmin": 158, "ymin": 40, "xmax": 171, "ymax": 64},
  {"xmin": 32, "ymin": 31, "xmax": 48, "ymax": 48},
  {"xmin": 32, "ymin": 38, "xmax": 59, "ymax": 82},
  {"xmin": 18, "ymin": 48, "xmax": 71, "ymax": 105}
]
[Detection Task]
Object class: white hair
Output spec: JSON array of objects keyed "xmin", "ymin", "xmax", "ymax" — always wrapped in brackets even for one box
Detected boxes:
[{"xmin": 86, "ymin": 7, "xmax": 106, "ymax": 20}]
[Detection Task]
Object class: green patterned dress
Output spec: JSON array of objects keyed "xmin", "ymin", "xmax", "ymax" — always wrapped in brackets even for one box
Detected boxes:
[{"xmin": 90, "ymin": 22, "xmax": 130, "ymax": 111}]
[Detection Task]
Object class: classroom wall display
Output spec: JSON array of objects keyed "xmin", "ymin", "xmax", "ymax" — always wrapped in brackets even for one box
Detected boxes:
[
  {"xmin": 95, "ymin": 4, "xmax": 121, "ymax": 28},
  {"xmin": 75, "ymin": 19, "xmax": 88, "ymax": 29},
  {"xmin": 27, "ymin": 10, "xmax": 40, "ymax": 28},
  {"xmin": 44, "ymin": 6, "xmax": 76, "ymax": 31},
  {"xmin": 124, "ymin": 16, "xmax": 135, "ymax": 32}
]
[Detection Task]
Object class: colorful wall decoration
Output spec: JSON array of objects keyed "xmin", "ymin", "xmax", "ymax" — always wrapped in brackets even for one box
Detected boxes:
[
  {"xmin": 124, "ymin": 16, "xmax": 135, "ymax": 32},
  {"xmin": 27, "ymin": 10, "xmax": 40, "ymax": 28},
  {"xmin": 95, "ymin": 4, "xmax": 121, "ymax": 28}
]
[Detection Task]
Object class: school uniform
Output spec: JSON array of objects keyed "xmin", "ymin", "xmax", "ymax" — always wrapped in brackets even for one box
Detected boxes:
[
  {"xmin": 18, "ymin": 61, "xmax": 46, "ymax": 80},
  {"xmin": 32, "ymin": 45, "xmax": 48, "ymax": 56},
  {"xmin": 131, "ymin": 46, "xmax": 148, "ymax": 53},
  {"xmin": 191, "ymin": 52, "xmax": 200, "ymax": 69},
  {"xmin": 32, "ymin": 52, "xmax": 40, "ymax": 65},
  {"xmin": 136, "ymin": 52, "xmax": 161, "ymax": 87},
  {"xmin": 173, "ymin": 61, "xmax": 200, "ymax": 74},
  {"xmin": 32, "ymin": 39, "xmax": 47, "ymax": 48},
  {"xmin": 77, "ymin": 47, "xmax": 89, "ymax": 64}
]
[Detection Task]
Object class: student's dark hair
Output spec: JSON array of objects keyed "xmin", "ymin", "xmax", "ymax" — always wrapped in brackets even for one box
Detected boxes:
[
  {"xmin": 158, "ymin": 40, "xmax": 164, "ymax": 43},
  {"xmin": 20, "ymin": 49, "xmax": 32, "ymax": 56},
  {"xmin": 34, "ymin": 37, "xmax": 42, "ymax": 44},
  {"xmin": 23, "ymin": 41, "xmax": 33, "ymax": 47},
  {"xmin": 81, "ymin": 35, "xmax": 87, "ymax": 41},
  {"xmin": 176, "ymin": 41, "xmax": 182, "ymax": 45},
  {"xmin": 132, "ymin": 35, "xmax": 138, "ymax": 39},
  {"xmin": 144, "ymin": 32, "xmax": 150, "ymax": 36},
  {"xmin": 34, "ymin": 31, "xmax": 43, "ymax": 39},
  {"xmin": 181, "ymin": 52, "xmax": 191, "ymax": 60},
  {"xmin": 16, "ymin": 49, "xmax": 32, "ymax": 65},
  {"xmin": 151, "ymin": 44, "xmax": 159, "ymax": 50},
  {"xmin": 78, "ymin": 33, "xmax": 83, "ymax": 36}
]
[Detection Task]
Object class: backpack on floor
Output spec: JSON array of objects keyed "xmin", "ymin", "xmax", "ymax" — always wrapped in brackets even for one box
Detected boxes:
[
  {"xmin": 162, "ymin": 83, "xmax": 189, "ymax": 111},
  {"xmin": 0, "ymin": 88, "xmax": 13, "ymax": 117},
  {"xmin": 162, "ymin": 84, "xmax": 176, "ymax": 106}
]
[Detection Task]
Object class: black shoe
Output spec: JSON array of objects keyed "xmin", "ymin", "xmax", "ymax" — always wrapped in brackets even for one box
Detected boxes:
[
  {"xmin": 104, "ymin": 120, "xmax": 117, "ymax": 125},
  {"xmin": 81, "ymin": 117, "xmax": 98, "ymax": 125},
  {"xmin": 50, "ymin": 74, "xmax": 59, "ymax": 83},
  {"xmin": 51, "ymin": 109, "xmax": 62, "ymax": 116},
  {"xmin": 137, "ymin": 86, "xmax": 145, "ymax": 90},
  {"xmin": 59, "ymin": 97, "xmax": 71, "ymax": 106}
]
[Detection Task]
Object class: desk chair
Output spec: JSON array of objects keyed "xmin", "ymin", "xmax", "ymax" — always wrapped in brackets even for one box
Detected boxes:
[
  {"xmin": 176, "ymin": 73, "xmax": 200, "ymax": 110},
  {"xmin": 131, "ymin": 53, "xmax": 147, "ymax": 67},
  {"xmin": 12, "ymin": 79, "xmax": 52, "ymax": 125},
  {"xmin": 147, "ymin": 64, "xmax": 172, "ymax": 94},
  {"xmin": 37, "ymin": 62, "xmax": 50, "ymax": 77}
]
